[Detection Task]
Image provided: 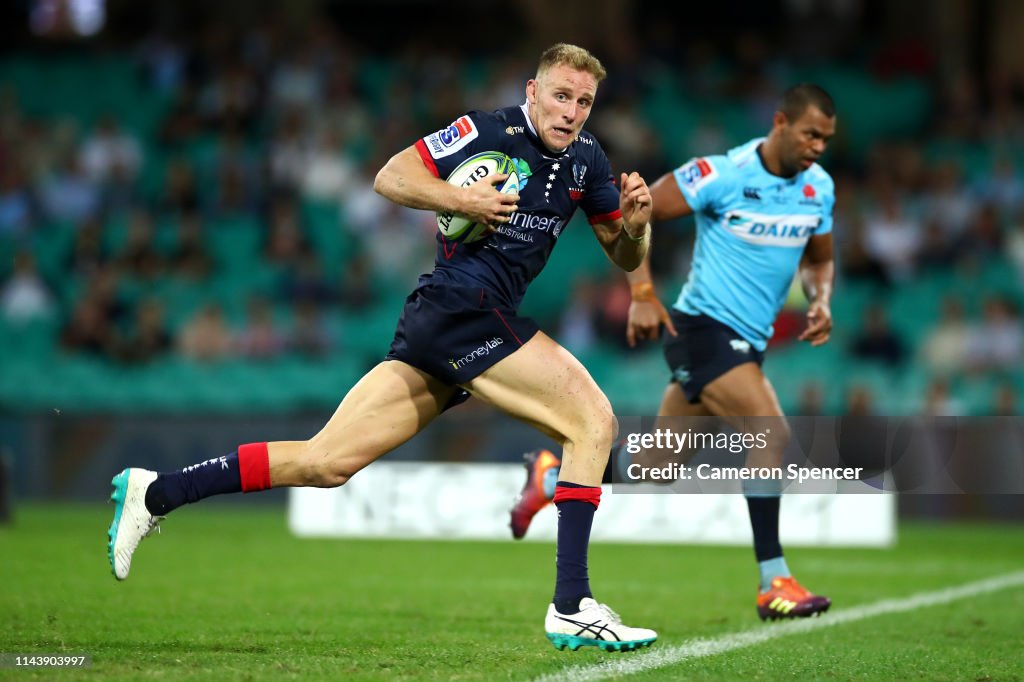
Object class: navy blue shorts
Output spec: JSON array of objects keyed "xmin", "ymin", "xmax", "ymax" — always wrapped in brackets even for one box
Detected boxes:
[
  {"xmin": 662, "ymin": 310, "xmax": 764, "ymax": 403},
  {"xmin": 386, "ymin": 284, "xmax": 540, "ymax": 404}
]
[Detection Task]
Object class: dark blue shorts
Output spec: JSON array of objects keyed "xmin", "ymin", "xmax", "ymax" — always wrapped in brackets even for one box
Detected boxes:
[
  {"xmin": 386, "ymin": 284, "xmax": 540, "ymax": 403},
  {"xmin": 663, "ymin": 310, "xmax": 764, "ymax": 404}
]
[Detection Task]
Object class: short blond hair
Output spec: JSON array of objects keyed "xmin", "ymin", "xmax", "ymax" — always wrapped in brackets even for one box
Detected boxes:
[{"xmin": 537, "ymin": 43, "xmax": 606, "ymax": 83}]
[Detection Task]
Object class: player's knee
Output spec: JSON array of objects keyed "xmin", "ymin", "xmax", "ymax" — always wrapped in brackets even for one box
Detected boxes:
[
  {"xmin": 587, "ymin": 399, "xmax": 618, "ymax": 449},
  {"xmin": 300, "ymin": 440, "xmax": 356, "ymax": 487},
  {"xmin": 768, "ymin": 419, "xmax": 792, "ymax": 450}
]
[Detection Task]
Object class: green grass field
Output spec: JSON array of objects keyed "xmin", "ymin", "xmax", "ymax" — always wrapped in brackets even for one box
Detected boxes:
[{"xmin": 2, "ymin": 504, "xmax": 1023, "ymax": 681}]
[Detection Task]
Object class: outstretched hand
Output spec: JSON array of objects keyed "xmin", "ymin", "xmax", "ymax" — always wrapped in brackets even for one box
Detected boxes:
[
  {"xmin": 619, "ymin": 172, "xmax": 652, "ymax": 235},
  {"xmin": 798, "ymin": 300, "xmax": 832, "ymax": 346}
]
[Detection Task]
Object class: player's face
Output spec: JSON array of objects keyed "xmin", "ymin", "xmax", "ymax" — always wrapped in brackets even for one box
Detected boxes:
[
  {"xmin": 525, "ymin": 64, "xmax": 598, "ymax": 152},
  {"xmin": 779, "ymin": 105, "xmax": 836, "ymax": 174}
]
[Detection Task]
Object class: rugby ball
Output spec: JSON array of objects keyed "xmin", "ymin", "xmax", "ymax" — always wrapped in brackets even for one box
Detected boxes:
[{"xmin": 437, "ymin": 151, "xmax": 520, "ymax": 243}]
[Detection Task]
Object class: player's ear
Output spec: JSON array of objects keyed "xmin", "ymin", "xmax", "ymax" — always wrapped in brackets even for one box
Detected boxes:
[
  {"xmin": 772, "ymin": 110, "xmax": 788, "ymax": 130},
  {"xmin": 526, "ymin": 79, "xmax": 537, "ymax": 104}
]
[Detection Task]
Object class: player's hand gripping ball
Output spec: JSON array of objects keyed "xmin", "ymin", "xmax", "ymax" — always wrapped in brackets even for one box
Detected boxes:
[{"xmin": 436, "ymin": 151, "xmax": 520, "ymax": 243}]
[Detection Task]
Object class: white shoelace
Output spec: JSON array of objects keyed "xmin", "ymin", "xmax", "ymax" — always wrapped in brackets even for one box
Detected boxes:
[{"xmin": 595, "ymin": 603, "xmax": 622, "ymax": 624}]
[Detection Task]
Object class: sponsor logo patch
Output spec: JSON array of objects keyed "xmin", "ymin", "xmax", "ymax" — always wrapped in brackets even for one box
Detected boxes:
[
  {"xmin": 424, "ymin": 116, "xmax": 479, "ymax": 159},
  {"xmin": 678, "ymin": 157, "xmax": 718, "ymax": 192},
  {"xmin": 449, "ymin": 336, "xmax": 505, "ymax": 370}
]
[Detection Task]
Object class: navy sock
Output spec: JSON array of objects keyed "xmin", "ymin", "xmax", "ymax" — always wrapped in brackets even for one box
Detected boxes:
[
  {"xmin": 144, "ymin": 453, "xmax": 242, "ymax": 515},
  {"xmin": 552, "ymin": 481, "xmax": 599, "ymax": 614},
  {"xmin": 745, "ymin": 495, "xmax": 783, "ymax": 561}
]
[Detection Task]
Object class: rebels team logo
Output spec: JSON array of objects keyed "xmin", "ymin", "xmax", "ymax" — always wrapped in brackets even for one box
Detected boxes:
[
  {"xmin": 425, "ymin": 116, "xmax": 479, "ymax": 159},
  {"xmin": 569, "ymin": 163, "xmax": 587, "ymax": 200}
]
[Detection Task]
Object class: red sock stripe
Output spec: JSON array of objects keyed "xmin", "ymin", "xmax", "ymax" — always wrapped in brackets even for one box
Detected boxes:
[
  {"xmin": 553, "ymin": 485, "xmax": 601, "ymax": 508},
  {"xmin": 238, "ymin": 442, "xmax": 271, "ymax": 493}
]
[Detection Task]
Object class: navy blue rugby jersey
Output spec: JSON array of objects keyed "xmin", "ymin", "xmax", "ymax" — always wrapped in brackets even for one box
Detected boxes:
[{"xmin": 413, "ymin": 104, "xmax": 621, "ymax": 309}]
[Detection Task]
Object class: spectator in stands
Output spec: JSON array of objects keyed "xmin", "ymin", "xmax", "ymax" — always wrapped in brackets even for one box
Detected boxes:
[
  {"xmin": 0, "ymin": 166, "xmax": 34, "ymax": 235},
  {"xmin": 920, "ymin": 377, "xmax": 966, "ymax": 417},
  {"xmin": 198, "ymin": 61, "xmax": 261, "ymax": 135},
  {"xmin": 335, "ymin": 253, "xmax": 376, "ymax": 311},
  {"xmin": 0, "ymin": 252, "xmax": 55, "ymax": 324},
  {"xmin": 237, "ymin": 296, "xmax": 286, "ymax": 360},
  {"xmin": 167, "ymin": 212, "xmax": 213, "ymax": 281},
  {"xmin": 208, "ymin": 129, "xmax": 260, "ymax": 216},
  {"xmin": 850, "ymin": 304, "xmax": 907, "ymax": 366},
  {"xmin": 279, "ymin": 252, "xmax": 333, "ymax": 305},
  {"xmin": 112, "ymin": 298, "xmax": 172, "ymax": 364},
  {"xmin": 966, "ymin": 295, "xmax": 1023, "ymax": 371},
  {"xmin": 922, "ymin": 296, "xmax": 971, "ymax": 374},
  {"xmin": 922, "ymin": 161, "xmax": 977, "ymax": 246},
  {"xmin": 795, "ymin": 381, "xmax": 826, "ymax": 416},
  {"xmin": 300, "ymin": 125, "xmax": 357, "ymax": 202},
  {"xmin": 843, "ymin": 384, "xmax": 876, "ymax": 416},
  {"xmin": 80, "ymin": 114, "xmax": 143, "ymax": 186},
  {"xmin": 289, "ymin": 299, "xmax": 332, "ymax": 358},
  {"xmin": 65, "ymin": 218, "xmax": 107, "ymax": 278},
  {"xmin": 114, "ymin": 211, "xmax": 164, "ymax": 281},
  {"xmin": 862, "ymin": 185, "xmax": 921, "ymax": 284},
  {"xmin": 178, "ymin": 303, "xmax": 233, "ymax": 361},
  {"xmin": 37, "ymin": 153, "xmax": 102, "ymax": 224},
  {"xmin": 956, "ymin": 203, "xmax": 1004, "ymax": 263},
  {"xmin": 157, "ymin": 158, "xmax": 201, "ymax": 215},
  {"xmin": 264, "ymin": 198, "xmax": 312, "ymax": 267},
  {"xmin": 60, "ymin": 297, "xmax": 116, "ymax": 357},
  {"xmin": 267, "ymin": 110, "xmax": 310, "ymax": 195}
]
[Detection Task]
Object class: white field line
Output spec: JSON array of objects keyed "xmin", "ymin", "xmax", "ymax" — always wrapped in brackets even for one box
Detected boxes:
[{"xmin": 535, "ymin": 570, "xmax": 1024, "ymax": 682}]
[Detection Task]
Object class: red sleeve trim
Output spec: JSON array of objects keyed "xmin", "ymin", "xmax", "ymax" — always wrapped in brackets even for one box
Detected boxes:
[
  {"xmin": 587, "ymin": 209, "xmax": 622, "ymax": 225},
  {"xmin": 414, "ymin": 139, "xmax": 440, "ymax": 177},
  {"xmin": 238, "ymin": 442, "xmax": 271, "ymax": 492},
  {"xmin": 553, "ymin": 484, "xmax": 602, "ymax": 508}
]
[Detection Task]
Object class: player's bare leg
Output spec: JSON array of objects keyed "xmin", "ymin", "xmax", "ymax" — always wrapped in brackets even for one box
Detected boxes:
[
  {"xmin": 469, "ymin": 332, "xmax": 657, "ymax": 651},
  {"xmin": 266, "ymin": 361, "xmax": 456, "ymax": 487},
  {"xmin": 109, "ymin": 361, "xmax": 454, "ymax": 580},
  {"xmin": 700, "ymin": 362, "xmax": 830, "ymax": 619}
]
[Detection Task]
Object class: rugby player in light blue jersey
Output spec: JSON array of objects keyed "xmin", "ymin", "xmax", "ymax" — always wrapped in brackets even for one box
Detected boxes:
[{"xmin": 511, "ymin": 84, "xmax": 836, "ymax": 621}]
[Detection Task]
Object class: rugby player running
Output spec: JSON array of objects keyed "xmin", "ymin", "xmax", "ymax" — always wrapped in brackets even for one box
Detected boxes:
[
  {"xmin": 511, "ymin": 84, "xmax": 837, "ymax": 621},
  {"xmin": 106, "ymin": 44, "xmax": 659, "ymax": 652}
]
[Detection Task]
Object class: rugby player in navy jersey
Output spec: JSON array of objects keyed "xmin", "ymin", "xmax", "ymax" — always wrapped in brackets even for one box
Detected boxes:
[
  {"xmin": 511, "ymin": 84, "xmax": 837, "ymax": 621},
  {"xmin": 106, "ymin": 43, "xmax": 657, "ymax": 652}
]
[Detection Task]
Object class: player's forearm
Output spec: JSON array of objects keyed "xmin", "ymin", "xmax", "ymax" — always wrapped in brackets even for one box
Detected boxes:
[
  {"xmin": 622, "ymin": 249, "xmax": 655, "ymax": 286},
  {"xmin": 800, "ymin": 260, "xmax": 834, "ymax": 304},
  {"xmin": 374, "ymin": 147, "xmax": 462, "ymax": 214},
  {"xmin": 606, "ymin": 223, "xmax": 650, "ymax": 271}
]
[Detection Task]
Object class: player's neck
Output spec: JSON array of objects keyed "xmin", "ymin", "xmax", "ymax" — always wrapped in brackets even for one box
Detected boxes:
[{"xmin": 756, "ymin": 140, "xmax": 795, "ymax": 179}]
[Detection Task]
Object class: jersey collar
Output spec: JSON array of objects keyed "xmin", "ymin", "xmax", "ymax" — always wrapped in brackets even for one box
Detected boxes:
[{"xmin": 755, "ymin": 140, "xmax": 801, "ymax": 181}]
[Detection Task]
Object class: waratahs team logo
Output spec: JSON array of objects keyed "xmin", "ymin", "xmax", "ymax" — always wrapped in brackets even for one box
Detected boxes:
[{"xmin": 512, "ymin": 158, "xmax": 532, "ymax": 189}]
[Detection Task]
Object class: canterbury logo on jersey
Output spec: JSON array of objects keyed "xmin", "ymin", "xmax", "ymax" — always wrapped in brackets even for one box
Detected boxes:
[{"xmin": 722, "ymin": 210, "xmax": 820, "ymax": 247}]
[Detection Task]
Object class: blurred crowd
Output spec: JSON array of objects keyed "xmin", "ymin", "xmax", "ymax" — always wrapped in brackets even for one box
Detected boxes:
[{"xmin": 1, "ymin": 17, "xmax": 1023, "ymax": 415}]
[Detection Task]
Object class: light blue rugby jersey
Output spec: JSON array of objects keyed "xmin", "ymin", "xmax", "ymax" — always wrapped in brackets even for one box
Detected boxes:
[{"xmin": 672, "ymin": 137, "xmax": 835, "ymax": 351}]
